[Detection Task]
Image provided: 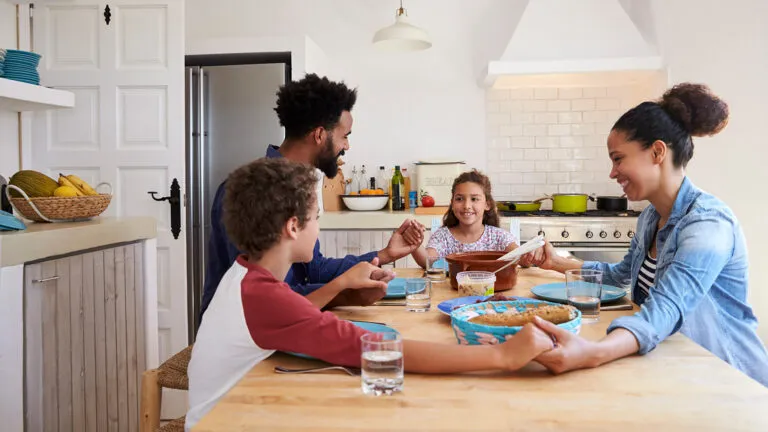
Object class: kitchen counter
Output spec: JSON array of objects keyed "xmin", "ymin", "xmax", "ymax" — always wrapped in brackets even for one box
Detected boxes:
[
  {"xmin": 0, "ymin": 216, "xmax": 157, "ymax": 267},
  {"xmin": 194, "ymin": 267, "xmax": 768, "ymax": 431}
]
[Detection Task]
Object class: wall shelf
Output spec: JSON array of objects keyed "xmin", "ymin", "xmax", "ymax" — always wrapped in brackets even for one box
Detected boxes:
[{"xmin": 0, "ymin": 78, "xmax": 75, "ymax": 112}]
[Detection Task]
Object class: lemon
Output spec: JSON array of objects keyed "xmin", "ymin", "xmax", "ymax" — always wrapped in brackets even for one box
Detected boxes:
[{"xmin": 53, "ymin": 186, "xmax": 80, "ymax": 197}]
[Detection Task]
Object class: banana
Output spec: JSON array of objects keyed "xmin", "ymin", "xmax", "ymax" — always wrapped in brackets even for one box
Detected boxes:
[
  {"xmin": 57, "ymin": 174, "xmax": 85, "ymax": 196},
  {"xmin": 63, "ymin": 173, "xmax": 98, "ymax": 196}
]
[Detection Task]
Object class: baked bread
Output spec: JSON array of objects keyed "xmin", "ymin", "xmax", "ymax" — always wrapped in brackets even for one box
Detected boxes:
[{"xmin": 468, "ymin": 304, "xmax": 577, "ymax": 327}]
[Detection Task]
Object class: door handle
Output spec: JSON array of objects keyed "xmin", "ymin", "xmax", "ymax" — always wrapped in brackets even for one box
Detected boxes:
[{"xmin": 148, "ymin": 178, "xmax": 181, "ymax": 239}]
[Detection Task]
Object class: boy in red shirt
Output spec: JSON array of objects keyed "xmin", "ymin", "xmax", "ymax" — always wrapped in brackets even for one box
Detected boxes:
[{"xmin": 186, "ymin": 158, "xmax": 554, "ymax": 429}]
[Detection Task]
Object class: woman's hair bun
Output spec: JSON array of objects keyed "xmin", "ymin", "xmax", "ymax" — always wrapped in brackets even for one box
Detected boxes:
[{"xmin": 659, "ymin": 83, "xmax": 729, "ymax": 137}]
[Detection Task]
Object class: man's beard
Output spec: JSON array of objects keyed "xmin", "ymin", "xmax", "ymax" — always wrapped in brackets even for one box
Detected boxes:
[{"xmin": 316, "ymin": 136, "xmax": 341, "ymax": 178}]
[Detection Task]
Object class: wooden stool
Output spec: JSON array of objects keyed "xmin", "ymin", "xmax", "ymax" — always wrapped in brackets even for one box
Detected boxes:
[{"xmin": 140, "ymin": 345, "xmax": 193, "ymax": 432}]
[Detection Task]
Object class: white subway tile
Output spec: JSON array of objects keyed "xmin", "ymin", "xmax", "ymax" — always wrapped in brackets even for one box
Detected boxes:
[
  {"xmin": 488, "ymin": 160, "xmax": 510, "ymax": 172},
  {"xmin": 523, "ymin": 124, "xmax": 547, "ymax": 136},
  {"xmin": 510, "ymin": 113, "xmax": 535, "ymax": 124},
  {"xmin": 487, "ymin": 113, "xmax": 510, "ymax": 126},
  {"xmin": 499, "ymin": 101, "xmax": 523, "ymax": 113},
  {"xmin": 559, "ymin": 160, "xmax": 584, "ymax": 172},
  {"xmin": 487, "ymin": 150, "xmax": 501, "ymax": 162},
  {"xmin": 604, "ymin": 110, "xmax": 623, "ymax": 122},
  {"xmin": 535, "ymin": 161, "xmax": 560, "ymax": 172},
  {"xmin": 486, "ymin": 102, "xmax": 500, "ymax": 113},
  {"xmin": 548, "ymin": 124, "xmax": 571, "ymax": 136},
  {"xmin": 535, "ymin": 113, "xmax": 559, "ymax": 124},
  {"xmin": 558, "ymin": 112, "xmax": 582, "ymax": 123},
  {"xmin": 572, "ymin": 99, "xmax": 596, "ymax": 111},
  {"xmin": 524, "ymin": 149, "xmax": 548, "ymax": 160},
  {"xmin": 548, "ymin": 148, "xmax": 573, "ymax": 160},
  {"xmin": 569, "ymin": 171, "xmax": 595, "ymax": 183},
  {"xmin": 511, "ymin": 137, "xmax": 536, "ymax": 148},
  {"xmin": 534, "ymin": 87, "xmax": 559, "ymax": 100},
  {"xmin": 487, "ymin": 89, "xmax": 510, "ymax": 101},
  {"xmin": 606, "ymin": 86, "xmax": 630, "ymax": 98},
  {"xmin": 487, "ymin": 125, "xmax": 500, "ymax": 137},
  {"xmin": 582, "ymin": 111, "xmax": 608, "ymax": 123},
  {"xmin": 509, "ymin": 161, "xmax": 536, "ymax": 172},
  {"xmin": 493, "ymin": 183, "xmax": 512, "ymax": 195},
  {"xmin": 548, "ymin": 172, "xmax": 569, "ymax": 184},
  {"xmin": 523, "ymin": 173, "xmax": 547, "ymax": 184},
  {"xmin": 573, "ymin": 148, "xmax": 597, "ymax": 160},
  {"xmin": 500, "ymin": 172, "xmax": 523, "ymax": 184},
  {"xmin": 558, "ymin": 87, "xmax": 583, "ymax": 99},
  {"xmin": 597, "ymin": 121, "xmax": 616, "ymax": 134},
  {"xmin": 509, "ymin": 88, "xmax": 535, "ymax": 100},
  {"xmin": 535, "ymin": 137, "xmax": 559, "ymax": 148},
  {"xmin": 500, "ymin": 149, "xmax": 524, "ymax": 160},
  {"xmin": 500, "ymin": 125, "xmax": 523, "ymax": 136},
  {"xmin": 583, "ymin": 160, "xmax": 607, "ymax": 171},
  {"xmin": 489, "ymin": 137, "xmax": 511, "ymax": 149},
  {"xmin": 547, "ymin": 100, "xmax": 571, "ymax": 112},
  {"xmin": 559, "ymin": 184, "xmax": 584, "ymax": 194},
  {"xmin": 523, "ymin": 100, "xmax": 548, "ymax": 112},
  {"xmin": 535, "ymin": 184, "xmax": 560, "ymax": 196},
  {"xmin": 596, "ymin": 98, "xmax": 620, "ymax": 110},
  {"xmin": 571, "ymin": 123, "xmax": 595, "ymax": 136},
  {"xmin": 560, "ymin": 136, "xmax": 584, "ymax": 148},
  {"xmin": 583, "ymin": 87, "xmax": 607, "ymax": 98},
  {"xmin": 509, "ymin": 185, "xmax": 536, "ymax": 197}
]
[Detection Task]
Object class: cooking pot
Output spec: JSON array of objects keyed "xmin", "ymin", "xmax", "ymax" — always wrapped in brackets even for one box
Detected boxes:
[
  {"xmin": 596, "ymin": 195, "xmax": 628, "ymax": 211},
  {"xmin": 496, "ymin": 197, "xmax": 547, "ymax": 212},
  {"xmin": 445, "ymin": 251, "xmax": 519, "ymax": 291},
  {"xmin": 550, "ymin": 194, "xmax": 594, "ymax": 213}
]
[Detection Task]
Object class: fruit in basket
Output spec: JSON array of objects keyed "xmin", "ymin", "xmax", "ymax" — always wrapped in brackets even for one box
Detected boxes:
[
  {"xmin": 53, "ymin": 186, "xmax": 80, "ymax": 197},
  {"xmin": 8, "ymin": 170, "xmax": 59, "ymax": 197},
  {"xmin": 57, "ymin": 175, "xmax": 85, "ymax": 196},
  {"xmin": 61, "ymin": 173, "xmax": 98, "ymax": 196}
]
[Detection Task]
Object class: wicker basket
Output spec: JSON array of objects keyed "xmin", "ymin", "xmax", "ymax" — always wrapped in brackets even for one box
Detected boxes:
[
  {"xmin": 6, "ymin": 184, "xmax": 112, "ymax": 222},
  {"xmin": 450, "ymin": 299, "xmax": 581, "ymax": 345}
]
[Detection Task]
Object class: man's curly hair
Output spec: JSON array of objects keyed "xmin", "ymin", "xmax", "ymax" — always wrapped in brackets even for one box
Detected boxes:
[
  {"xmin": 223, "ymin": 158, "xmax": 318, "ymax": 260},
  {"xmin": 274, "ymin": 73, "xmax": 357, "ymax": 139}
]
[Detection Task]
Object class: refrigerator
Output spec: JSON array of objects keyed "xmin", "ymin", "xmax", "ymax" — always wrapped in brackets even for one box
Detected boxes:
[{"xmin": 185, "ymin": 62, "xmax": 288, "ymax": 337}]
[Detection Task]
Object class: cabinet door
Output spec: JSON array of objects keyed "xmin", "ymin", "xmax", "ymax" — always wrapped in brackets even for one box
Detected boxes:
[{"xmin": 25, "ymin": 243, "xmax": 146, "ymax": 432}]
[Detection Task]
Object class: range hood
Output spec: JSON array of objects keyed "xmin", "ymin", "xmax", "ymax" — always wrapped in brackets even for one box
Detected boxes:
[{"xmin": 483, "ymin": 0, "xmax": 665, "ymax": 88}]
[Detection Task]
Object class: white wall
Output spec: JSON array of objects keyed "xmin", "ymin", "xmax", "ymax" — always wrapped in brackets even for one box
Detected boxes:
[
  {"xmin": 0, "ymin": 3, "xmax": 19, "ymax": 178},
  {"xmin": 649, "ymin": 0, "xmax": 768, "ymax": 343}
]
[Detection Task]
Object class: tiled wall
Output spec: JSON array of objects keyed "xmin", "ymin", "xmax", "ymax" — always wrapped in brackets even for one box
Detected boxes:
[{"xmin": 486, "ymin": 84, "xmax": 656, "ymax": 210}]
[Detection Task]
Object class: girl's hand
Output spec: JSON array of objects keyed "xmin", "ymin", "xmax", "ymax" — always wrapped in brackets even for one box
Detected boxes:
[
  {"xmin": 496, "ymin": 323, "xmax": 555, "ymax": 371},
  {"xmin": 532, "ymin": 316, "xmax": 600, "ymax": 374}
]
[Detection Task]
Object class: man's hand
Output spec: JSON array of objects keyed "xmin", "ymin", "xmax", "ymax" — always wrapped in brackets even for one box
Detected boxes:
[
  {"xmin": 331, "ymin": 258, "xmax": 395, "ymax": 306},
  {"xmin": 378, "ymin": 219, "xmax": 425, "ymax": 264}
]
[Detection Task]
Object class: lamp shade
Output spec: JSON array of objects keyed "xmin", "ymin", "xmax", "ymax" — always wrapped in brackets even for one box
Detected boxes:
[{"xmin": 372, "ymin": 14, "xmax": 432, "ymax": 51}]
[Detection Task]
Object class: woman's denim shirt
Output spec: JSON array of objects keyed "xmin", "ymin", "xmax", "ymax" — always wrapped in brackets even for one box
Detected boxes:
[{"xmin": 583, "ymin": 177, "xmax": 768, "ymax": 387}]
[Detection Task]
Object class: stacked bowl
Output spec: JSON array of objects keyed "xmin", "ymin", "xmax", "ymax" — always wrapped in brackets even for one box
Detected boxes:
[{"xmin": 1, "ymin": 49, "xmax": 41, "ymax": 85}]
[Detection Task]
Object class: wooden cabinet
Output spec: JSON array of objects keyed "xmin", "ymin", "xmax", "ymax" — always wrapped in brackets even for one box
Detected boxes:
[
  {"xmin": 319, "ymin": 229, "xmax": 431, "ymax": 269},
  {"xmin": 24, "ymin": 243, "xmax": 146, "ymax": 432}
]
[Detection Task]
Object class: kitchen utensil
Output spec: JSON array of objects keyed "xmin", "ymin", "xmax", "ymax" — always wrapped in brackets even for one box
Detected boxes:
[
  {"xmin": 340, "ymin": 194, "xmax": 389, "ymax": 211},
  {"xmin": 550, "ymin": 193, "xmax": 594, "ymax": 213},
  {"xmin": 322, "ymin": 168, "xmax": 345, "ymax": 211},
  {"xmin": 596, "ymin": 194, "xmax": 628, "ymax": 211},
  {"xmin": 530, "ymin": 282, "xmax": 626, "ymax": 304},
  {"xmin": 445, "ymin": 251, "xmax": 519, "ymax": 291},
  {"xmin": 496, "ymin": 197, "xmax": 547, "ymax": 212},
  {"xmin": 274, "ymin": 366, "xmax": 361, "ymax": 376},
  {"xmin": 497, "ymin": 234, "xmax": 545, "ymax": 262}
]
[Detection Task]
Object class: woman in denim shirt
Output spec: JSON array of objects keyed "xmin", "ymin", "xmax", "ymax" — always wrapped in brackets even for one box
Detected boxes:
[{"xmin": 530, "ymin": 83, "xmax": 768, "ymax": 387}]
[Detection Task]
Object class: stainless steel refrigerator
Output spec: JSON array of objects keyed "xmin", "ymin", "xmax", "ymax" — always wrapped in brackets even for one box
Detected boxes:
[{"xmin": 185, "ymin": 61, "xmax": 288, "ymax": 338}]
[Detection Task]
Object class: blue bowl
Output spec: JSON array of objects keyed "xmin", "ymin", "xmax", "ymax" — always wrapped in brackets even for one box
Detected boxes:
[{"xmin": 450, "ymin": 299, "xmax": 581, "ymax": 345}]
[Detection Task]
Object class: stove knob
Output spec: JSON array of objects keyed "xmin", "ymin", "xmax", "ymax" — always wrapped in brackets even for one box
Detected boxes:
[
  {"xmin": 538, "ymin": 230, "xmax": 546, "ymax": 238},
  {"xmin": 599, "ymin": 231, "xmax": 607, "ymax": 239},
  {"xmin": 586, "ymin": 230, "xmax": 594, "ymax": 239},
  {"xmin": 613, "ymin": 230, "xmax": 622, "ymax": 239},
  {"xmin": 561, "ymin": 230, "xmax": 569, "ymax": 239},
  {"xmin": 627, "ymin": 230, "xmax": 635, "ymax": 239}
]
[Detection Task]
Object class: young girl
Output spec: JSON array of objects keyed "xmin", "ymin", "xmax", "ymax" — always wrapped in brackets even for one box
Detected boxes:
[{"xmin": 412, "ymin": 170, "xmax": 518, "ymax": 268}]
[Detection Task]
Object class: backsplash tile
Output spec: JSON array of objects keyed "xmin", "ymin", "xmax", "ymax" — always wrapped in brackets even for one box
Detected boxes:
[{"xmin": 487, "ymin": 83, "xmax": 657, "ymax": 210}]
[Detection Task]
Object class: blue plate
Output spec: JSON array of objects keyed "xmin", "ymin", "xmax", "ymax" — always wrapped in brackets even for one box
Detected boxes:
[
  {"xmin": 383, "ymin": 277, "xmax": 406, "ymax": 299},
  {"xmin": 284, "ymin": 320, "xmax": 398, "ymax": 360},
  {"xmin": 437, "ymin": 295, "xmax": 522, "ymax": 315},
  {"xmin": 531, "ymin": 282, "xmax": 626, "ymax": 304}
]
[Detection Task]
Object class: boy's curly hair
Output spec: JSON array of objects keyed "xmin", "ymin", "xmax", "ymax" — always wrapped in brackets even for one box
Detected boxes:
[
  {"xmin": 223, "ymin": 158, "xmax": 318, "ymax": 260},
  {"xmin": 274, "ymin": 73, "xmax": 357, "ymax": 139},
  {"xmin": 443, "ymin": 170, "xmax": 500, "ymax": 228}
]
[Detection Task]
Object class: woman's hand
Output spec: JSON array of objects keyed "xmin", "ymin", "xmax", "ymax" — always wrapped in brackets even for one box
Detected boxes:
[
  {"xmin": 520, "ymin": 240, "xmax": 558, "ymax": 270},
  {"xmin": 531, "ymin": 316, "xmax": 601, "ymax": 374}
]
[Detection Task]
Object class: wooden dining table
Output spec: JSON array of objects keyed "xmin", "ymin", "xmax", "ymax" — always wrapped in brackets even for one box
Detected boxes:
[{"xmin": 194, "ymin": 267, "xmax": 768, "ymax": 431}]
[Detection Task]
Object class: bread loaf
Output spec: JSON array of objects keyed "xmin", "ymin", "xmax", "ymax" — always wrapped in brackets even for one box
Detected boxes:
[{"xmin": 469, "ymin": 305, "xmax": 576, "ymax": 327}]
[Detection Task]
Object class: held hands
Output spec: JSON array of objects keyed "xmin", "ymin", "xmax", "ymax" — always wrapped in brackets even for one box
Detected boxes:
[
  {"xmin": 519, "ymin": 240, "xmax": 558, "ymax": 270},
  {"xmin": 531, "ymin": 316, "xmax": 599, "ymax": 374},
  {"xmin": 495, "ymin": 323, "xmax": 556, "ymax": 371},
  {"xmin": 380, "ymin": 219, "xmax": 425, "ymax": 264},
  {"xmin": 337, "ymin": 258, "xmax": 395, "ymax": 306}
]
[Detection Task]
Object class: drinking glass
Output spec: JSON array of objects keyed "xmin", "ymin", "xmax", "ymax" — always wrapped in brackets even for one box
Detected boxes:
[
  {"xmin": 565, "ymin": 269, "xmax": 603, "ymax": 323},
  {"xmin": 360, "ymin": 332, "xmax": 404, "ymax": 396},
  {"xmin": 425, "ymin": 256, "xmax": 447, "ymax": 281},
  {"xmin": 405, "ymin": 278, "xmax": 431, "ymax": 312}
]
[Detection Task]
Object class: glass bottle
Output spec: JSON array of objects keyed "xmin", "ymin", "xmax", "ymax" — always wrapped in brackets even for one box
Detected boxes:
[
  {"xmin": 391, "ymin": 165, "xmax": 405, "ymax": 211},
  {"xmin": 350, "ymin": 165, "xmax": 359, "ymax": 193}
]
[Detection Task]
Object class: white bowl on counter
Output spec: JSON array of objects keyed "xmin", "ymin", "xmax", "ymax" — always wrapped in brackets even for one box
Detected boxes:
[{"xmin": 341, "ymin": 195, "xmax": 389, "ymax": 211}]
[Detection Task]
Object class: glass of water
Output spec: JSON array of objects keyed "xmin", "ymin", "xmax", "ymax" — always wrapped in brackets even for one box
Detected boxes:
[
  {"xmin": 565, "ymin": 269, "xmax": 603, "ymax": 323},
  {"xmin": 360, "ymin": 332, "xmax": 404, "ymax": 396},
  {"xmin": 425, "ymin": 256, "xmax": 447, "ymax": 281},
  {"xmin": 405, "ymin": 278, "xmax": 431, "ymax": 312}
]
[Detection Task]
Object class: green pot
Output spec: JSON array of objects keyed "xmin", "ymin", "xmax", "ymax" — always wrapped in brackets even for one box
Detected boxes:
[
  {"xmin": 551, "ymin": 194, "xmax": 594, "ymax": 213},
  {"xmin": 496, "ymin": 197, "xmax": 546, "ymax": 212}
]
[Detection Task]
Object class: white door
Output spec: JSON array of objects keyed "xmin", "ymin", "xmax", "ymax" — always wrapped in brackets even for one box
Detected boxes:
[{"xmin": 31, "ymin": 0, "xmax": 188, "ymax": 417}]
